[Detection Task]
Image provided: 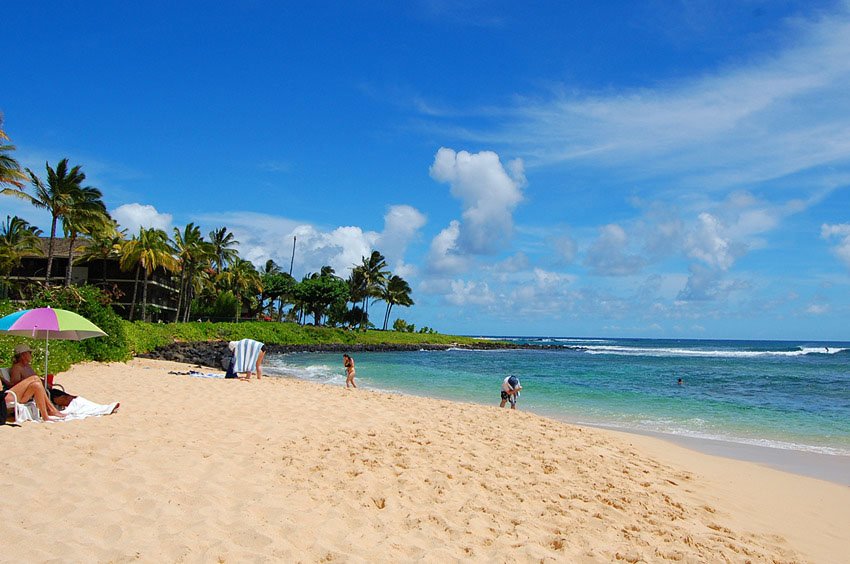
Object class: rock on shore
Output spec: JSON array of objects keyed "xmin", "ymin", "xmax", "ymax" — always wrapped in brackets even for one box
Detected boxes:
[{"xmin": 138, "ymin": 340, "xmax": 533, "ymax": 369}]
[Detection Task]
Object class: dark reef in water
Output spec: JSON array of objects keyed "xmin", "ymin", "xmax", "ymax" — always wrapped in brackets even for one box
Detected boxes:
[{"xmin": 139, "ymin": 340, "xmax": 547, "ymax": 370}]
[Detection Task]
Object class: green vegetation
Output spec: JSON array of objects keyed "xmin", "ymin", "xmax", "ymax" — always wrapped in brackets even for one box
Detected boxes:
[{"xmin": 122, "ymin": 320, "xmax": 485, "ymax": 356}]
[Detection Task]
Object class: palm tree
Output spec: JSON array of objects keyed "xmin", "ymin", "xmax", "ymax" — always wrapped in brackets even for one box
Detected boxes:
[
  {"xmin": 172, "ymin": 223, "xmax": 213, "ymax": 322},
  {"xmin": 0, "ymin": 215, "xmax": 42, "ymax": 296},
  {"xmin": 0, "ymin": 126, "xmax": 26, "ymax": 189},
  {"xmin": 209, "ymin": 227, "xmax": 239, "ymax": 273},
  {"xmin": 217, "ymin": 258, "xmax": 262, "ymax": 321},
  {"xmin": 120, "ymin": 227, "xmax": 179, "ymax": 321},
  {"xmin": 379, "ymin": 275, "xmax": 414, "ymax": 330},
  {"xmin": 2, "ymin": 159, "xmax": 89, "ymax": 283},
  {"xmin": 356, "ymin": 250, "xmax": 390, "ymax": 329},
  {"xmin": 76, "ymin": 220, "xmax": 125, "ymax": 286},
  {"xmin": 61, "ymin": 186, "xmax": 109, "ymax": 287}
]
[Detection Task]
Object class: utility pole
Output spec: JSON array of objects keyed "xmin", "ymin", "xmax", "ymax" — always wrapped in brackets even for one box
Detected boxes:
[{"xmin": 289, "ymin": 236, "xmax": 296, "ymax": 276}]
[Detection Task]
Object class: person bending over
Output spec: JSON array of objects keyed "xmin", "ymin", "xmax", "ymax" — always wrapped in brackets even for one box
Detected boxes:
[{"xmin": 500, "ymin": 375, "xmax": 522, "ymax": 409}]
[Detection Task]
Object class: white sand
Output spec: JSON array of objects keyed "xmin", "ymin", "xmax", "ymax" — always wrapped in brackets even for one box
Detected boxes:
[{"xmin": 2, "ymin": 358, "xmax": 848, "ymax": 562}]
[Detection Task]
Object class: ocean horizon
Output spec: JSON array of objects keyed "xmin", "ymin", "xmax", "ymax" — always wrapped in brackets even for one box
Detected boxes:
[{"xmin": 264, "ymin": 336, "xmax": 850, "ymax": 481}]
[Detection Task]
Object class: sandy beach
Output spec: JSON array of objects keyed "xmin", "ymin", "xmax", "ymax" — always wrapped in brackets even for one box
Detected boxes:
[{"xmin": 2, "ymin": 358, "xmax": 848, "ymax": 563}]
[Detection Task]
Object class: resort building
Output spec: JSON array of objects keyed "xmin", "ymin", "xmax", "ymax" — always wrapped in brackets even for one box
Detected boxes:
[{"xmin": 4, "ymin": 237, "xmax": 178, "ymax": 321}]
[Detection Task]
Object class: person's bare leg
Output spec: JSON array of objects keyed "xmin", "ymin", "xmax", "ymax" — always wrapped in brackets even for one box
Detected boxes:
[
  {"xmin": 11, "ymin": 376, "xmax": 64, "ymax": 419},
  {"xmin": 500, "ymin": 399, "xmax": 507, "ymax": 408},
  {"xmin": 256, "ymin": 350, "xmax": 265, "ymax": 380}
]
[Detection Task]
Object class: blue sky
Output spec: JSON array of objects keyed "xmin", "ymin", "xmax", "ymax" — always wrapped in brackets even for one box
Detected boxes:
[{"xmin": 3, "ymin": 0, "xmax": 850, "ymax": 340}]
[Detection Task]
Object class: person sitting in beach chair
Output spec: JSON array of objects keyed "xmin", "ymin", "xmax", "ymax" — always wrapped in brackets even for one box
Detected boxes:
[
  {"xmin": 6, "ymin": 343, "xmax": 119, "ymax": 418},
  {"xmin": 227, "ymin": 339, "xmax": 266, "ymax": 380},
  {"xmin": 9, "ymin": 343, "xmax": 76, "ymax": 407},
  {"xmin": 2, "ymin": 369, "xmax": 65, "ymax": 423}
]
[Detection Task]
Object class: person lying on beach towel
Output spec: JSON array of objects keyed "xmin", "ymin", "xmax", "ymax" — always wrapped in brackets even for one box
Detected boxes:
[{"xmin": 227, "ymin": 339, "xmax": 266, "ymax": 380}]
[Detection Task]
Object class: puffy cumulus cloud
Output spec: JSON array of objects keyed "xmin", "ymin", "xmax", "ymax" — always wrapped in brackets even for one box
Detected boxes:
[
  {"xmin": 196, "ymin": 207, "xmax": 426, "ymax": 278},
  {"xmin": 426, "ymin": 220, "xmax": 467, "ymax": 274},
  {"xmin": 376, "ymin": 205, "xmax": 427, "ymax": 265},
  {"xmin": 584, "ymin": 224, "xmax": 646, "ymax": 276},
  {"xmin": 112, "ymin": 203, "xmax": 172, "ymax": 234},
  {"xmin": 445, "ymin": 279, "xmax": 497, "ymax": 307},
  {"xmin": 289, "ymin": 224, "xmax": 377, "ymax": 276},
  {"xmin": 684, "ymin": 213, "xmax": 736, "ymax": 270},
  {"xmin": 821, "ymin": 223, "xmax": 850, "ymax": 269},
  {"xmin": 195, "ymin": 211, "xmax": 303, "ymax": 269},
  {"xmin": 429, "ymin": 147, "xmax": 525, "ymax": 255}
]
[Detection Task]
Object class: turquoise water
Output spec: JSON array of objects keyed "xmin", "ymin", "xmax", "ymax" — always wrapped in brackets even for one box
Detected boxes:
[{"xmin": 264, "ymin": 337, "xmax": 850, "ymax": 457}]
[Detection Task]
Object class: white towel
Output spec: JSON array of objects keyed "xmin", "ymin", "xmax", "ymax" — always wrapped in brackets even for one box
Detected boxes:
[
  {"xmin": 232, "ymin": 339, "xmax": 264, "ymax": 373},
  {"xmin": 59, "ymin": 397, "xmax": 118, "ymax": 421}
]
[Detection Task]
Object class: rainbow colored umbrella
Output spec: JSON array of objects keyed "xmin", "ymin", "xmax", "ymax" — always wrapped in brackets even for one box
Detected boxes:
[{"xmin": 0, "ymin": 307, "xmax": 107, "ymax": 384}]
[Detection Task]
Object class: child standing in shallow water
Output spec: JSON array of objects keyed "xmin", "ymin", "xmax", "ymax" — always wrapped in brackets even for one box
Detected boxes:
[{"xmin": 343, "ymin": 354, "xmax": 356, "ymax": 389}]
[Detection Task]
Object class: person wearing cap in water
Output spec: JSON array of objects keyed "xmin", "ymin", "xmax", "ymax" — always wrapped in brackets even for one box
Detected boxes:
[{"xmin": 500, "ymin": 375, "xmax": 522, "ymax": 409}]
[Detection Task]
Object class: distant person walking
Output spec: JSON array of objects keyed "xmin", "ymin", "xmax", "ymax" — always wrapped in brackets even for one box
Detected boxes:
[
  {"xmin": 343, "ymin": 354, "xmax": 357, "ymax": 389},
  {"xmin": 500, "ymin": 375, "xmax": 522, "ymax": 409}
]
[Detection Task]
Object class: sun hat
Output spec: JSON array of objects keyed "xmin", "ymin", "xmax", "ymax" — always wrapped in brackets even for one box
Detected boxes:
[
  {"xmin": 228, "ymin": 341, "xmax": 238, "ymax": 352},
  {"xmin": 14, "ymin": 343, "xmax": 32, "ymax": 355}
]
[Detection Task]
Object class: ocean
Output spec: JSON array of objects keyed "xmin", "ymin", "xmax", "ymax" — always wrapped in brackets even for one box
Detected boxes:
[{"xmin": 264, "ymin": 337, "xmax": 850, "ymax": 468}]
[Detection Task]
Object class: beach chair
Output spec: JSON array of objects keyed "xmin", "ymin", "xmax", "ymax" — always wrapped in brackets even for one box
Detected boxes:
[{"xmin": 1, "ymin": 367, "xmax": 41, "ymax": 423}]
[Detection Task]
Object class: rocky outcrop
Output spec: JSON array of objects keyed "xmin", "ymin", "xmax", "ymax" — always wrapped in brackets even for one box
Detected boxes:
[{"xmin": 139, "ymin": 340, "xmax": 534, "ymax": 369}]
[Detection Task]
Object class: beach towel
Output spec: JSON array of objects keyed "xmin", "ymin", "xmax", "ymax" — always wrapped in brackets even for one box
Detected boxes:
[
  {"xmin": 231, "ymin": 339, "xmax": 264, "ymax": 373},
  {"xmin": 60, "ymin": 397, "xmax": 119, "ymax": 421}
]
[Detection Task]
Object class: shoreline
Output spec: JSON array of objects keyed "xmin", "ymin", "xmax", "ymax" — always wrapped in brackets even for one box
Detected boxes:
[
  {"xmin": 2, "ymin": 357, "xmax": 848, "ymax": 562},
  {"xmin": 258, "ymin": 364, "xmax": 850, "ymax": 488}
]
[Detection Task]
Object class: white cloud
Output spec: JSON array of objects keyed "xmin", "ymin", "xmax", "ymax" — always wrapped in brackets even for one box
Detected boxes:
[
  {"xmin": 445, "ymin": 279, "xmax": 496, "ymax": 306},
  {"xmin": 805, "ymin": 303, "xmax": 830, "ymax": 315},
  {"xmin": 426, "ymin": 220, "xmax": 467, "ymax": 274},
  {"xmin": 196, "ymin": 207, "xmax": 426, "ymax": 279},
  {"xmin": 112, "ymin": 203, "xmax": 172, "ymax": 234},
  {"xmin": 584, "ymin": 224, "xmax": 646, "ymax": 276},
  {"xmin": 429, "ymin": 147, "xmax": 525, "ymax": 254},
  {"xmin": 376, "ymin": 204, "xmax": 427, "ymax": 266},
  {"xmin": 440, "ymin": 7, "xmax": 850, "ymax": 192},
  {"xmin": 821, "ymin": 223, "xmax": 850, "ymax": 269},
  {"xmin": 684, "ymin": 213, "xmax": 734, "ymax": 270}
]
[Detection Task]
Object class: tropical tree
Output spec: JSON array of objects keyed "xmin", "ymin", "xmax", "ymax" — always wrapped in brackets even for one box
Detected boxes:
[
  {"xmin": 217, "ymin": 258, "xmax": 262, "ymax": 321},
  {"xmin": 76, "ymin": 221, "xmax": 125, "ymax": 287},
  {"xmin": 2, "ymin": 159, "xmax": 89, "ymax": 282},
  {"xmin": 355, "ymin": 250, "xmax": 390, "ymax": 329},
  {"xmin": 0, "ymin": 126, "xmax": 26, "ymax": 189},
  {"xmin": 293, "ymin": 268, "xmax": 349, "ymax": 326},
  {"xmin": 209, "ymin": 227, "xmax": 239, "ymax": 273},
  {"xmin": 379, "ymin": 275, "xmax": 414, "ymax": 330},
  {"xmin": 120, "ymin": 227, "xmax": 179, "ymax": 321},
  {"xmin": 0, "ymin": 215, "xmax": 42, "ymax": 296},
  {"xmin": 172, "ymin": 223, "xmax": 213, "ymax": 322},
  {"xmin": 61, "ymin": 185, "xmax": 110, "ymax": 287},
  {"xmin": 260, "ymin": 261, "xmax": 297, "ymax": 320}
]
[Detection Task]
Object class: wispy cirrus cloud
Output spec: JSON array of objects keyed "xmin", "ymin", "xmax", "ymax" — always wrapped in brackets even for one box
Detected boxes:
[{"xmin": 428, "ymin": 5, "xmax": 850, "ymax": 192}]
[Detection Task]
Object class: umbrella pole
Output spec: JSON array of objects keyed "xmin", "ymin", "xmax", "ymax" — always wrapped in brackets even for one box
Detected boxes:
[{"xmin": 44, "ymin": 332, "xmax": 49, "ymax": 392}]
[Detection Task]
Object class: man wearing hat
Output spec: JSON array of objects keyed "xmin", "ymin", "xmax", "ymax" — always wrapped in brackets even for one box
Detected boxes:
[
  {"xmin": 9, "ymin": 343, "xmax": 75, "ymax": 407},
  {"xmin": 500, "ymin": 375, "xmax": 522, "ymax": 409}
]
